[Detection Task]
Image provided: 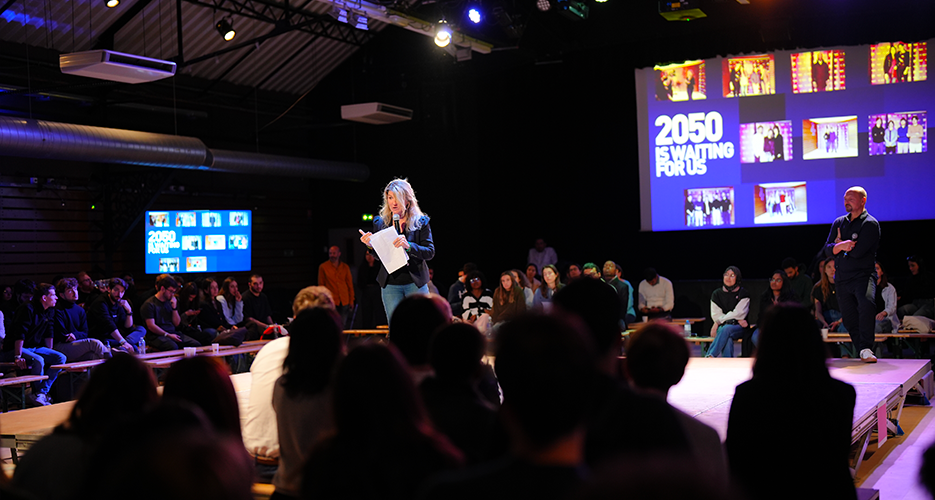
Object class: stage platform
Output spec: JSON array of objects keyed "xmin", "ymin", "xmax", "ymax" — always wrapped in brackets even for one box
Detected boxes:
[{"xmin": 668, "ymin": 357, "xmax": 933, "ymax": 474}]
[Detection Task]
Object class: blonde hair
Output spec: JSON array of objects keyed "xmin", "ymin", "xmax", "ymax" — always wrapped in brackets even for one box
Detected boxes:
[
  {"xmin": 379, "ymin": 178, "xmax": 427, "ymax": 232},
  {"xmin": 292, "ymin": 286, "xmax": 335, "ymax": 316}
]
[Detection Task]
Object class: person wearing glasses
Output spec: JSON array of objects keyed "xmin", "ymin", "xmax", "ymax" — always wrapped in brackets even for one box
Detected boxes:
[{"xmin": 706, "ymin": 266, "xmax": 750, "ymax": 358}]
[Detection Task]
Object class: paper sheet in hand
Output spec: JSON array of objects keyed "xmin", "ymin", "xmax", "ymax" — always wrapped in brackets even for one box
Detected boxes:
[{"xmin": 370, "ymin": 226, "xmax": 409, "ymax": 274}]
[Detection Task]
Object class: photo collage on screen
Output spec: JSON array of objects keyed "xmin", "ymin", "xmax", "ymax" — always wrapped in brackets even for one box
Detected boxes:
[
  {"xmin": 145, "ymin": 210, "xmax": 251, "ymax": 274},
  {"xmin": 642, "ymin": 39, "xmax": 930, "ymax": 230}
]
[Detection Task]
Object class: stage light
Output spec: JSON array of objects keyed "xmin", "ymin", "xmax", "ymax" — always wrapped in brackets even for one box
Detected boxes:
[
  {"xmin": 468, "ymin": 8, "xmax": 482, "ymax": 23},
  {"xmin": 216, "ymin": 17, "xmax": 236, "ymax": 41},
  {"xmin": 434, "ymin": 20, "xmax": 452, "ymax": 47},
  {"xmin": 536, "ymin": 0, "xmax": 551, "ymax": 12},
  {"xmin": 595, "ymin": 0, "xmax": 607, "ymax": 3},
  {"xmin": 105, "ymin": 0, "xmax": 120, "ymax": 7},
  {"xmin": 331, "ymin": 6, "xmax": 350, "ymax": 24}
]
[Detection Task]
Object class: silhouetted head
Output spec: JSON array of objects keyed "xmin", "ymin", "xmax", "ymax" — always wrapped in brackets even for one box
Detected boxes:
[
  {"xmin": 390, "ymin": 294, "xmax": 452, "ymax": 367},
  {"xmin": 494, "ymin": 314, "xmax": 595, "ymax": 449}
]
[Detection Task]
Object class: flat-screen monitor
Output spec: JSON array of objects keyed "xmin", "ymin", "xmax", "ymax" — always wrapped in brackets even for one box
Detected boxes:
[
  {"xmin": 145, "ymin": 210, "xmax": 252, "ymax": 274},
  {"xmin": 636, "ymin": 40, "xmax": 931, "ymax": 231}
]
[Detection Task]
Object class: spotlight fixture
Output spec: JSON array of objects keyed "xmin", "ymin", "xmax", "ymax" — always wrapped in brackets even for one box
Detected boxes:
[
  {"xmin": 468, "ymin": 8, "xmax": 482, "ymax": 24},
  {"xmin": 434, "ymin": 20, "xmax": 452, "ymax": 48},
  {"xmin": 105, "ymin": 0, "xmax": 120, "ymax": 7},
  {"xmin": 216, "ymin": 17, "xmax": 236, "ymax": 41},
  {"xmin": 352, "ymin": 13, "xmax": 369, "ymax": 30},
  {"xmin": 536, "ymin": 0, "xmax": 551, "ymax": 11}
]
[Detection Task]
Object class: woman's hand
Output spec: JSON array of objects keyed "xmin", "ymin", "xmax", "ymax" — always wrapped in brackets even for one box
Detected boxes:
[
  {"xmin": 359, "ymin": 230, "xmax": 372, "ymax": 246},
  {"xmin": 393, "ymin": 236, "xmax": 410, "ymax": 250},
  {"xmin": 738, "ymin": 319, "xmax": 748, "ymax": 328},
  {"xmin": 875, "ymin": 311, "xmax": 887, "ymax": 321}
]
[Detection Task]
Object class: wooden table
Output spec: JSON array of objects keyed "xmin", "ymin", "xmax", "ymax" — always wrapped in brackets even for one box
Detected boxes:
[{"xmin": 0, "ymin": 400, "xmax": 74, "ymax": 462}]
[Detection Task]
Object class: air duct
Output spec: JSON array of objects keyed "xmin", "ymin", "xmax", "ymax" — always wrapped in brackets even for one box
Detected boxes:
[{"xmin": 0, "ymin": 116, "xmax": 369, "ymax": 181}]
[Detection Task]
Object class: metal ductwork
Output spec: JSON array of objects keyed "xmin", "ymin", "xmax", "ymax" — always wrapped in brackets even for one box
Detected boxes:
[
  {"xmin": 206, "ymin": 148, "xmax": 370, "ymax": 183},
  {"xmin": 0, "ymin": 116, "xmax": 369, "ymax": 181}
]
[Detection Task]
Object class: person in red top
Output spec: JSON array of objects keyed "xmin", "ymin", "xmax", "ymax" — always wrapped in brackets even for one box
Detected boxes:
[{"xmin": 318, "ymin": 246, "xmax": 355, "ymax": 328}]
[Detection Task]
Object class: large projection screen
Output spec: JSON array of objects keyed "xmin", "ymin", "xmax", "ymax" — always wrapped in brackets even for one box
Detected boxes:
[{"xmin": 636, "ymin": 40, "xmax": 931, "ymax": 232}]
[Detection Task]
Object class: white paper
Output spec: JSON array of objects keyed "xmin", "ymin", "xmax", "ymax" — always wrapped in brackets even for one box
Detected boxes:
[{"xmin": 369, "ymin": 226, "xmax": 409, "ymax": 274}]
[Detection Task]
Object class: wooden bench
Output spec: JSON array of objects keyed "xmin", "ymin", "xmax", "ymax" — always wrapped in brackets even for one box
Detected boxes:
[{"xmin": 0, "ymin": 375, "xmax": 49, "ymax": 412}]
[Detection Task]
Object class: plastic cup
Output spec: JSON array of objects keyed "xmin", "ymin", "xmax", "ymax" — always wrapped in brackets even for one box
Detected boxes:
[
  {"xmin": 211, "ymin": 343, "xmax": 220, "ymax": 354},
  {"xmin": 821, "ymin": 328, "xmax": 829, "ymax": 341}
]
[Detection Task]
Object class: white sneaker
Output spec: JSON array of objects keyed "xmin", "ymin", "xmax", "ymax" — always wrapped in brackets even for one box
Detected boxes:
[{"xmin": 860, "ymin": 349, "xmax": 877, "ymax": 363}]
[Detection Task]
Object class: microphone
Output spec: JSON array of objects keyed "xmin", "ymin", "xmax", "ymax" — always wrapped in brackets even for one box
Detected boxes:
[
  {"xmin": 844, "ymin": 233, "xmax": 857, "ymax": 257},
  {"xmin": 393, "ymin": 213, "xmax": 401, "ymax": 234}
]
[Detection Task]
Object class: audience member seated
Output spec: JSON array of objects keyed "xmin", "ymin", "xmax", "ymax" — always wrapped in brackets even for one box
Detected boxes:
[
  {"xmin": 141, "ymin": 275, "xmax": 201, "ymax": 351},
  {"xmin": 898, "ymin": 255, "xmax": 935, "ymax": 320},
  {"xmin": 271, "ymin": 307, "xmax": 344, "ymax": 500},
  {"xmin": 420, "ymin": 323, "xmax": 498, "ymax": 465},
  {"xmin": 510, "ymin": 269, "xmax": 535, "ymax": 309},
  {"xmin": 421, "ymin": 314, "xmax": 593, "ymax": 500},
  {"xmin": 813, "ymin": 258, "xmax": 846, "ymax": 333},
  {"xmin": 3, "ymin": 279, "xmax": 34, "ymax": 331},
  {"xmin": 602, "ymin": 261, "xmax": 635, "ymax": 327},
  {"xmin": 243, "ymin": 274, "xmax": 275, "ymax": 332},
  {"xmin": 162, "ymin": 356, "xmax": 243, "ymax": 442},
  {"xmin": 626, "ymin": 323, "xmax": 729, "ymax": 486},
  {"xmin": 782, "ymin": 257, "xmax": 814, "ymax": 308},
  {"xmin": 565, "ymin": 263, "xmax": 582, "ymax": 283},
  {"xmin": 525, "ymin": 263, "xmax": 541, "ymax": 293},
  {"xmin": 88, "ymin": 278, "xmax": 147, "ymax": 353},
  {"xmin": 461, "ymin": 271, "xmax": 494, "ymax": 333},
  {"xmin": 751, "ymin": 270, "xmax": 796, "ymax": 348},
  {"xmin": 216, "ymin": 276, "xmax": 246, "ymax": 330},
  {"xmin": 582, "ymin": 262, "xmax": 601, "ymax": 279},
  {"xmin": 52, "ymin": 278, "xmax": 110, "ymax": 361},
  {"xmin": 533, "ymin": 264, "xmax": 563, "ymax": 311},
  {"xmin": 726, "ymin": 304, "xmax": 857, "ymax": 500},
  {"xmin": 390, "ymin": 293, "xmax": 452, "ymax": 385},
  {"xmin": 491, "ymin": 271, "xmax": 526, "ymax": 327},
  {"xmin": 875, "ymin": 261, "xmax": 900, "ymax": 333},
  {"xmin": 705, "ymin": 266, "xmax": 750, "ymax": 358},
  {"xmin": 0, "ymin": 283, "xmax": 66, "ymax": 406},
  {"xmin": 75, "ymin": 271, "xmax": 101, "ymax": 307},
  {"xmin": 638, "ymin": 268, "xmax": 674, "ymax": 320},
  {"xmin": 242, "ymin": 286, "xmax": 335, "ymax": 483},
  {"xmin": 527, "ymin": 238, "xmax": 558, "ymax": 274},
  {"xmin": 176, "ymin": 282, "xmax": 202, "ymax": 329},
  {"xmin": 448, "ymin": 263, "xmax": 477, "ymax": 318},
  {"xmin": 10, "ymin": 356, "xmax": 158, "ymax": 500},
  {"xmin": 301, "ymin": 343, "xmax": 463, "ymax": 499},
  {"xmin": 195, "ymin": 278, "xmax": 246, "ymax": 346},
  {"xmin": 551, "ymin": 278, "xmax": 690, "ymax": 465}
]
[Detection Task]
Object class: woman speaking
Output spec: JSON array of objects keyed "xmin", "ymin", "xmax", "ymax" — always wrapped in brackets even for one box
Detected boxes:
[{"xmin": 359, "ymin": 179, "xmax": 435, "ymax": 322}]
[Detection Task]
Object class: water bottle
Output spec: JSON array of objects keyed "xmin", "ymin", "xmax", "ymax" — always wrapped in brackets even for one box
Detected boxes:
[{"xmin": 138, "ymin": 338, "xmax": 146, "ymax": 355}]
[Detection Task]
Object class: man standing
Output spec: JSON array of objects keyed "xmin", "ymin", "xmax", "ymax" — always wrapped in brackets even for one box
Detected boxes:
[
  {"xmin": 318, "ymin": 246, "xmax": 355, "ymax": 328},
  {"xmin": 824, "ymin": 186, "xmax": 881, "ymax": 363},
  {"xmin": 781, "ymin": 257, "xmax": 814, "ymax": 308},
  {"xmin": 243, "ymin": 274, "xmax": 275, "ymax": 332},
  {"xmin": 638, "ymin": 268, "xmax": 675, "ymax": 320},
  {"xmin": 527, "ymin": 238, "xmax": 558, "ymax": 274},
  {"xmin": 603, "ymin": 261, "xmax": 636, "ymax": 326}
]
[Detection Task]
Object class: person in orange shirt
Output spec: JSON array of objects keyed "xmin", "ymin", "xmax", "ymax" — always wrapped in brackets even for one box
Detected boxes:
[{"xmin": 318, "ymin": 246, "xmax": 354, "ymax": 328}]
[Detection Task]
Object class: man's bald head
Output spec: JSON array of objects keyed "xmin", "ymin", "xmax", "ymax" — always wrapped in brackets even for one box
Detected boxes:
[{"xmin": 844, "ymin": 186, "xmax": 867, "ymax": 217}]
